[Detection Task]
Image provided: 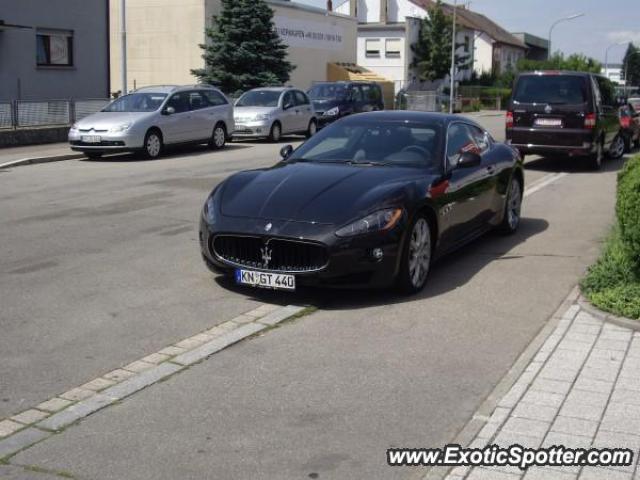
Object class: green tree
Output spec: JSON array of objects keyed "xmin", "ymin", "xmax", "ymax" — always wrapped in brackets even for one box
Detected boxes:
[
  {"xmin": 516, "ymin": 52, "xmax": 602, "ymax": 75},
  {"xmin": 192, "ymin": 0, "xmax": 294, "ymax": 95},
  {"xmin": 411, "ymin": 0, "xmax": 468, "ymax": 81},
  {"xmin": 621, "ymin": 43, "xmax": 640, "ymax": 87}
]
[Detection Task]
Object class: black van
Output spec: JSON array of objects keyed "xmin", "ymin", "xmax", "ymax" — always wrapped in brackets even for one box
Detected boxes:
[
  {"xmin": 506, "ymin": 71, "xmax": 624, "ymax": 169},
  {"xmin": 307, "ymin": 81, "xmax": 384, "ymax": 128}
]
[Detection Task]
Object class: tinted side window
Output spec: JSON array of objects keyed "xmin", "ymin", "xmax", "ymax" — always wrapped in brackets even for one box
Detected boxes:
[
  {"xmin": 468, "ymin": 125, "xmax": 491, "ymax": 154},
  {"xmin": 188, "ymin": 91, "xmax": 207, "ymax": 111},
  {"xmin": 595, "ymin": 77, "xmax": 615, "ymax": 107},
  {"xmin": 446, "ymin": 123, "xmax": 478, "ymax": 168},
  {"xmin": 202, "ymin": 90, "xmax": 227, "ymax": 106},
  {"xmin": 294, "ymin": 91, "xmax": 309, "ymax": 106},
  {"xmin": 512, "ymin": 75, "xmax": 588, "ymax": 105},
  {"xmin": 166, "ymin": 92, "xmax": 189, "ymax": 113},
  {"xmin": 283, "ymin": 92, "xmax": 294, "ymax": 108},
  {"xmin": 351, "ymin": 86, "xmax": 364, "ymax": 102}
]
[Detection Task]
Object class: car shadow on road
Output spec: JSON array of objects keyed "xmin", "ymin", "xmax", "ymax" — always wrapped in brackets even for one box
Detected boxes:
[
  {"xmin": 80, "ymin": 143, "xmax": 251, "ymax": 163},
  {"xmin": 213, "ymin": 217, "xmax": 549, "ymax": 311},
  {"xmin": 525, "ymin": 155, "xmax": 626, "ymax": 174}
]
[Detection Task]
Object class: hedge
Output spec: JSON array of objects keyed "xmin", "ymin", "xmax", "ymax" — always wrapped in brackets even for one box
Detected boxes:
[{"xmin": 616, "ymin": 156, "xmax": 640, "ymax": 269}]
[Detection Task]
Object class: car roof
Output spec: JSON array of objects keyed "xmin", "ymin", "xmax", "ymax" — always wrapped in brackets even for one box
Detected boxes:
[
  {"xmin": 133, "ymin": 84, "xmax": 221, "ymax": 94},
  {"xmin": 247, "ymin": 87, "xmax": 294, "ymax": 93},
  {"xmin": 517, "ymin": 70, "xmax": 596, "ymax": 78},
  {"xmin": 313, "ymin": 81, "xmax": 378, "ymax": 86},
  {"xmin": 342, "ymin": 110, "xmax": 482, "ymax": 128}
]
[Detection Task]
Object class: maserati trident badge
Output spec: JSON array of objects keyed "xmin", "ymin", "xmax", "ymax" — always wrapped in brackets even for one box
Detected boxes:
[
  {"xmin": 260, "ymin": 245, "xmax": 272, "ymax": 268},
  {"xmin": 264, "ymin": 222, "xmax": 272, "ymax": 232},
  {"xmin": 544, "ymin": 104, "xmax": 553, "ymax": 114}
]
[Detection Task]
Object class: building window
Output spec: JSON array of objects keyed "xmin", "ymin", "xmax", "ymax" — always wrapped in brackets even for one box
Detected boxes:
[
  {"xmin": 36, "ymin": 29, "xmax": 73, "ymax": 66},
  {"xmin": 385, "ymin": 38, "xmax": 401, "ymax": 58},
  {"xmin": 365, "ymin": 38, "xmax": 381, "ymax": 57}
]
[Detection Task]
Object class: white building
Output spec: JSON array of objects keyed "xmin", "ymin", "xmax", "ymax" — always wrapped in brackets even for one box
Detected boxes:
[
  {"xmin": 601, "ymin": 64, "xmax": 625, "ymax": 85},
  {"xmin": 334, "ymin": 0, "xmax": 526, "ymax": 92}
]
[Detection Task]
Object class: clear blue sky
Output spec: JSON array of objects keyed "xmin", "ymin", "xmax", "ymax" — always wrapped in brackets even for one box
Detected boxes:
[{"xmin": 294, "ymin": 0, "xmax": 640, "ymax": 64}]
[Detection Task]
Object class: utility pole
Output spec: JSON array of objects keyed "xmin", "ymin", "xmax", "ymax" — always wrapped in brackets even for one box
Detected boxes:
[
  {"xmin": 449, "ymin": 0, "xmax": 457, "ymax": 114},
  {"xmin": 120, "ymin": 0, "xmax": 128, "ymax": 95}
]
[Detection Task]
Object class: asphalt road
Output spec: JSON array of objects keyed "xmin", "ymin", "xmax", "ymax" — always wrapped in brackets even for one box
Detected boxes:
[{"xmin": 1, "ymin": 113, "xmax": 629, "ymax": 479}]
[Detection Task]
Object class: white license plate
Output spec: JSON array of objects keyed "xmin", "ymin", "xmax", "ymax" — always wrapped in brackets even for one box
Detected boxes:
[
  {"xmin": 235, "ymin": 269, "xmax": 295, "ymax": 290},
  {"xmin": 535, "ymin": 118, "xmax": 563, "ymax": 127},
  {"xmin": 235, "ymin": 125, "xmax": 247, "ymax": 130},
  {"xmin": 81, "ymin": 135, "xmax": 102, "ymax": 143}
]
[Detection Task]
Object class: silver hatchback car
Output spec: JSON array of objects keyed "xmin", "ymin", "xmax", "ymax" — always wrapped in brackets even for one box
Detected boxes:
[
  {"xmin": 233, "ymin": 87, "xmax": 317, "ymax": 142},
  {"xmin": 69, "ymin": 85, "xmax": 234, "ymax": 159}
]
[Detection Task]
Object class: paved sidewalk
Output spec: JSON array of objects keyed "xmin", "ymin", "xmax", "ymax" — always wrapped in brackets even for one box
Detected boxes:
[
  {"xmin": 0, "ymin": 142, "xmax": 78, "ymax": 165},
  {"xmin": 443, "ymin": 301, "xmax": 640, "ymax": 480}
]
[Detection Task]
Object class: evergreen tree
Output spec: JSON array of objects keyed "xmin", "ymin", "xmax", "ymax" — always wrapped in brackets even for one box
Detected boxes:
[
  {"xmin": 622, "ymin": 43, "xmax": 640, "ymax": 87},
  {"xmin": 411, "ymin": 0, "xmax": 468, "ymax": 82},
  {"xmin": 192, "ymin": 0, "xmax": 294, "ymax": 95}
]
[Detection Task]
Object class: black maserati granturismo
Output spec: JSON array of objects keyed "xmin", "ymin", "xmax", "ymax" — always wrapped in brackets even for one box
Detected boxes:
[{"xmin": 199, "ymin": 111, "xmax": 524, "ymax": 293}]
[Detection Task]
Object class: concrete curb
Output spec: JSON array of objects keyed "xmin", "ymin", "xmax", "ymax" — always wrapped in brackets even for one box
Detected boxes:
[
  {"xmin": 577, "ymin": 294, "xmax": 640, "ymax": 331},
  {"xmin": 0, "ymin": 153, "xmax": 83, "ymax": 170},
  {"xmin": 413, "ymin": 286, "xmax": 581, "ymax": 480}
]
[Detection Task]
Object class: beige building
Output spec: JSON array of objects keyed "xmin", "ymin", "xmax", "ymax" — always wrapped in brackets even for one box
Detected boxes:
[{"xmin": 109, "ymin": 0, "xmax": 357, "ymax": 94}]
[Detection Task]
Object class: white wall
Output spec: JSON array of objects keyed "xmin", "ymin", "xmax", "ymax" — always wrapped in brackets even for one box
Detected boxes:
[
  {"xmin": 357, "ymin": 28, "xmax": 407, "ymax": 92},
  {"xmin": 335, "ymin": 0, "xmax": 427, "ymax": 23},
  {"xmin": 473, "ymin": 32, "xmax": 493, "ymax": 76}
]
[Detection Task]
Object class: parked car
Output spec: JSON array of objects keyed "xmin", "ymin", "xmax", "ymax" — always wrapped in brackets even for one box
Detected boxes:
[
  {"xmin": 232, "ymin": 87, "xmax": 316, "ymax": 142},
  {"xmin": 307, "ymin": 81, "xmax": 384, "ymax": 128},
  {"xmin": 199, "ymin": 111, "xmax": 524, "ymax": 294},
  {"xmin": 69, "ymin": 85, "xmax": 234, "ymax": 159},
  {"xmin": 506, "ymin": 71, "xmax": 624, "ymax": 170},
  {"xmin": 619, "ymin": 104, "xmax": 640, "ymax": 152},
  {"xmin": 628, "ymin": 97, "xmax": 640, "ymax": 113}
]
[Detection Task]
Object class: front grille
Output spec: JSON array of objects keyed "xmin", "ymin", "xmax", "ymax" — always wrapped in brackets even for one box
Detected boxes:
[
  {"xmin": 212, "ymin": 235, "xmax": 328, "ymax": 273},
  {"xmin": 70, "ymin": 140, "xmax": 125, "ymax": 147},
  {"xmin": 233, "ymin": 128, "xmax": 254, "ymax": 134}
]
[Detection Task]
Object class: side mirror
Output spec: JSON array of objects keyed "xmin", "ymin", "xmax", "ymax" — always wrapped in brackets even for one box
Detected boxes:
[
  {"xmin": 163, "ymin": 106, "xmax": 176, "ymax": 115},
  {"xmin": 456, "ymin": 151, "xmax": 482, "ymax": 169},
  {"xmin": 280, "ymin": 144, "xmax": 294, "ymax": 159}
]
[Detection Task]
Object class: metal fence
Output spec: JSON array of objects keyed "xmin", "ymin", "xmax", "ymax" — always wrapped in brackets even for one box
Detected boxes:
[
  {"xmin": 0, "ymin": 99, "xmax": 111, "ymax": 130},
  {"xmin": 396, "ymin": 91, "xmax": 503, "ymax": 113}
]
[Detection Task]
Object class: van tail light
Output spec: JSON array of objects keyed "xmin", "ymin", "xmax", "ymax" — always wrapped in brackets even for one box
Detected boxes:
[
  {"xmin": 584, "ymin": 113, "xmax": 596, "ymax": 129},
  {"xmin": 620, "ymin": 116, "xmax": 631, "ymax": 129},
  {"xmin": 506, "ymin": 111, "xmax": 514, "ymax": 129}
]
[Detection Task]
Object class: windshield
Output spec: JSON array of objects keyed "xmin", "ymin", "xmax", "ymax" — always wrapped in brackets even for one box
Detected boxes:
[
  {"xmin": 236, "ymin": 90, "xmax": 281, "ymax": 107},
  {"xmin": 308, "ymin": 84, "xmax": 348, "ymax": 100},
  {"xmin": 289, "ymin": 120, "xmax": 442, "ymax": 169},
  {"xmin": 103, "ymin": 93, "xmax": 167, "ymax": 112},
  {"xmin": 513, "ymin": 75, "xmax": 588, "ymax": 105}
]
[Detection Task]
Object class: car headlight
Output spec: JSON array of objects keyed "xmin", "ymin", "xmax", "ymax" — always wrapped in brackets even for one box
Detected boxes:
[
  {"xmin": 335, "ymin": 208, "xmax": 403, "ymax": 237},
  {"xmin": 254, "ymin": 113, "xmax": 271, "ymax": 121},
  {"xmin": 109, "ymin": 122, "xmax": 132, "ymax": 133},
  {"xmin": 203, "ymin": 196, "xmax": 216, "ymax": 223},
  {"xmin": 325, "ymin": 107, "xmax": 339, "ymax": 116}
]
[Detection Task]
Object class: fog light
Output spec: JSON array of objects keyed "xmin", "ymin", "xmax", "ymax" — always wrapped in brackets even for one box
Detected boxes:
[{"xmin": 371, "ymin": 248, "xmax": 384, "ymax": 260}]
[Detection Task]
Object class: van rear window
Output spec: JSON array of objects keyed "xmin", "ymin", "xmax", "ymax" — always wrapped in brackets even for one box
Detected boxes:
[{"xmin": 513, "ymin": 75, "xmax": 588, "ymax": 105}]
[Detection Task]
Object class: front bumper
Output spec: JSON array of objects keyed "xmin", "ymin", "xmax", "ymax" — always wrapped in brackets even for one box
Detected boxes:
[
  {"xmin": 232, "ymin": 119, "xmax": 271, "ymax": 138},
  {"xmin": 506, "ymin": 127, "xmax": 597, "ymax": 156},
  {"xmin": 199, "ymin": 215, "xmax": 404, "ymax": 289},
  {"xmin": 68, "ymin": 129, "xmax": 144, "ymax": 152}
]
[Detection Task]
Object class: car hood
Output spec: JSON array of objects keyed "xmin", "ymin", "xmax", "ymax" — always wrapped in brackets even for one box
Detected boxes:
[
  {"xmin": 75, "ymin": 111, "xmax": 152, "ymax": 130},
  {"xmin": 234, "ymin": 106, "xmax": 278, "ymax": 118},
  {"xmin": 310, "ymin": 99, "xmax": 344, "ymax": 112},
  {"xmin": 219, "ymin": 162, "xmax": 428, "ymax": 225}
]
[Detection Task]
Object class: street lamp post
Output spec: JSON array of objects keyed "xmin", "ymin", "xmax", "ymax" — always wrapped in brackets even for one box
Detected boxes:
[
  {"xmin": 449, "ymin": 0, "xmax": 457, "ymax": 114},
  {"xmin": 120, "ymin": 0, "xmax": 127, "ymax": 95},
  {"xmin": 548, "ymin": 13, "xmax": 584, "ymax": 57},
  {"xmin": 604, "ymin": 41, "xmax": 626, "ymax": 81}
]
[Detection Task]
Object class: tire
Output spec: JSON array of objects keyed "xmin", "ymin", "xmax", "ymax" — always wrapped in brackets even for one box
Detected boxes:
[
  {"xmin": 268, "ymin": 122, "xmax": 282, "ymax": 143},
  {"xmin": 609, "ymin": 134, "xmax": 625, "ymax": 160},
  {"xmin": 498, "ymin": 176, "xmax": 523, "ymax": 235},
  {"xmin": 85, "ymin": 152, "xmax": 102, "ymax": 160},
  {"xmin": 209, "ymin": 123, "xmax": 226, "ymax": 149},
  {"xmin": 143, "ymin": 129, "xmax": 163, "ymax": 159},
  {"xmin": 397, "ymin": 213, "xmax": 432, "ymax": 294},
  {"xmin": 589, "ymin": 140, "xmax": 603, "ymax": 170},
  {"xmin": 306, "ymin": 119, "xmax": 317, "ymax": 138}
]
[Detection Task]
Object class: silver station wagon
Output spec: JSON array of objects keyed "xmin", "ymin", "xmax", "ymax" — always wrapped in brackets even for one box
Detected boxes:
[
  {"xmin": 69, "ymin": 85, "xmax": 234, "ymax": 159},
  {"xmin": 233, "ymin": 87, "xmax": 317, "ymax": 142}
]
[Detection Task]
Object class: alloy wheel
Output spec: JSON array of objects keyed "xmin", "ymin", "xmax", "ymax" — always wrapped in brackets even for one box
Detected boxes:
[
  {"xmin": 146, "ymin": 133, "xmax": 161, "ymax": 158},
  {"xmin": 408, "ymin": 218, "xmax": 431, "ymax": 289},
  {"xmin": 270, "ymin": 123, "xmax": 281, "ymax": 142},
  {"xmin": 507, "ymin": 180, "xmax": 522, "ymax": 230},
  {"xmin": 213, "ymin": 126, "xmax": 226, "ymax": 148},
  {"xmin": 610, "ymin": 135, "xmax": 625, "ymax": 159},
  {"xmin": 308, "ymin": 121, "xmax": 317, "ymax": 137}
]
